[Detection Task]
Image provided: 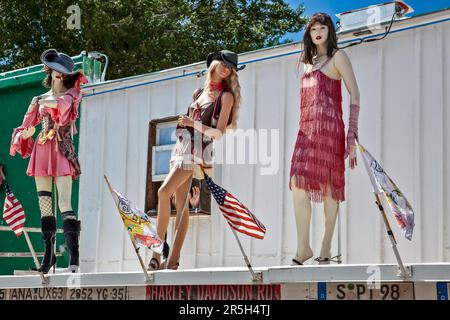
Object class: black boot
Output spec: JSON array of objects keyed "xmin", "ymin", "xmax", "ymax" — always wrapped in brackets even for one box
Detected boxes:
[
  {"xmin": 30, "ymin": 216, "xmax": 57, "ymax": 274},
  {"xmin": 63, "ymin": 219, "xmax": 81, "ymax": 273}
]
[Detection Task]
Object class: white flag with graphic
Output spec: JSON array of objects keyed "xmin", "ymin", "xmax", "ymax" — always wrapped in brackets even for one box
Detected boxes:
[{"xmin": 358, "ymin": 143, "xmax": 415, "ymax": 240}]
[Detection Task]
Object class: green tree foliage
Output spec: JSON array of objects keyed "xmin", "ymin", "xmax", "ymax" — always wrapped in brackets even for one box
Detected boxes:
[{"xmin": 0, "ymin": 0, "xmax": 306, "ymax": 79}]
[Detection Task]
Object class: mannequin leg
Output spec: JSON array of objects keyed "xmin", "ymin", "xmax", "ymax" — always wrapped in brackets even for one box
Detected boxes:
[
  {"xmin": 35, "ymin": 176, "xmax": 53, "ymax": 218},
  {"xmin": 33, "ymin": 176, "xmax": 56, "ymax": 273},
  {"xmin": 319, "ymin": 185, "xmax": 340, "ymax": 261},
  {"xmin": 55, "ymin": 175, "xmax": 75, "ymax": 219},
  {"xmin": 55, "ymin": 175, "xmax": 81, "ymax": 272},
  {"xmin": 149, "ymin": 167, "xmax": 193, "ymax": 269},
  {"xmin": 167, "ymin": 176, "xmax": 192, "ymax": 269},
  {"xmin": 291, "ymin": 177, "xmax": 313, "ymax": 264}
]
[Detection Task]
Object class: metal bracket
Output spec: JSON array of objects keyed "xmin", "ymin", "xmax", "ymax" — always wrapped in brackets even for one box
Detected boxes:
[
  {"xmin": 41, "ymin": 275, "xmax": 49, "ymax": 286},
  {"xmin": 252, "ymin": 272, "xmax": 263, "ymax": 282},
  {"xmin": 397, "ymin": 265, "xmax": 413, "ymax": 279},
  {"xmin": 145, "ymin": 273, "xmax": 154, "ymax": 284}
]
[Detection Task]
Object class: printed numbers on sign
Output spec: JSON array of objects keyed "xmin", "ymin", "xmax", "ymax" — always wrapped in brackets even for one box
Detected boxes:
[
  {"xmin": 68, "ymin": 287, "xmax": 127, "ymax": 300},
  {"xmin": 328, "ymin": 282, "xmax": 414, "ymax": 300},
  {"xmin": 69, "ymin": 288, "xmax": 94, "ymax": 300}
]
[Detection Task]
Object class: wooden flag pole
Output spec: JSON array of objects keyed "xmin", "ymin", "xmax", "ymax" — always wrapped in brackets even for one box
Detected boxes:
[
  {"xmin": 103, "ymin": 175, "xmax": 152, "ymax": 283},
  {"xmin": 1, "ymin": 172, "xmax": 48, "ymax": 285},
  {"xmin": 129, "ymin": 234, "xmax": 152, "ymax": 283},
  {"xmin": 357, "ymin": 143, "xmax": 410, "ymax": 279},
  {"xmin": 373, "ymin": 192, "xmax": 409, "ymax": 278}
]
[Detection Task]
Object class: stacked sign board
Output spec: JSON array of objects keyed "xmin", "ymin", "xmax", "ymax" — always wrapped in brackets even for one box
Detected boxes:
[{"xmin": 0, "ymin": 282, "xmax": 449, "ymax": 300}]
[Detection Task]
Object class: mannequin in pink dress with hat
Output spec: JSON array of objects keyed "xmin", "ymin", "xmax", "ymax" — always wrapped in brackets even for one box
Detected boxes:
[
  {"xmin": 290, "ymin": 13, "xmax": 361, "ymax": 265},
  {"xmin": 10, "ymin": 49, "xmax": 88, "ymax": 273}
]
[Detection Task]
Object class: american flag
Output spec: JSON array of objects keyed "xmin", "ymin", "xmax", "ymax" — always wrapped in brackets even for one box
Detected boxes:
[
  {"xmin": 205, "ymin": 174, "xmax": 266, "ymax": 239},
  {"xmin": 3, "ymin": 182, "xmax": 26, "ymax": 237}
]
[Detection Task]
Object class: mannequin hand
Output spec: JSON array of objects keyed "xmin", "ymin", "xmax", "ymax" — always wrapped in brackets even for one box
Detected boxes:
[
  {"xmin": 21, "ymin": 126, "xmax": 36, "ymax": 140},
  {"xmin": 347, "ymin": 145, "xmax": 357, "ymax": 169},
  {"xmin": 178, "ymin": 115, "xmax": 194, "ymax": 128},
  {"xmin": 189, "ymin": 186, "xmax": 201, "ymax": 208},
  {"xmin": 344, "ymin": 131, "xmax": 358, "ymax": 169}
]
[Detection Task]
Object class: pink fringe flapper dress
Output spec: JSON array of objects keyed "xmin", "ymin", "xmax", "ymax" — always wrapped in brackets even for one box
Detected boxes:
[{"xmin": 290, "ymin": 51, "xmax": 345, "ymax": 202}]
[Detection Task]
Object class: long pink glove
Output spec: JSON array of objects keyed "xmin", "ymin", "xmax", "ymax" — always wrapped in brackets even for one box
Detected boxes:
[{"xmin": 344, "ymin": 104, "xmax": 360, "ymax": 169}]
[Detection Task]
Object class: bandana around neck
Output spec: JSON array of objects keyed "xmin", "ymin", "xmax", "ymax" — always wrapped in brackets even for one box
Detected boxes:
[{"xmin": 209, "ymin": 81, "xmax": 227, "ymax": 92}]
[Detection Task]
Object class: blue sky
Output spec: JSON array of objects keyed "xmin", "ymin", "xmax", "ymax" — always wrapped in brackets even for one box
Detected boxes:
[{"xmin": 284, "ymin": 0, "xmax": 450, "ymax": 41}]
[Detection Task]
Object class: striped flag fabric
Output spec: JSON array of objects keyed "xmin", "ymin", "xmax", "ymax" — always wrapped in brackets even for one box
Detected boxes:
[
  {"xmin": 204, "ymin": 174, "xmax": 266, "ymax": 239},
  {"xmin": 3, "ymin": 182, "xmax": 26, "ymax": 237}
]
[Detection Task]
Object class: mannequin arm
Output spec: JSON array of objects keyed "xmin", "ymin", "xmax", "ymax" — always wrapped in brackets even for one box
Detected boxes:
[
  {"xmin": 334, "ymin": 50, "xmax": 360, "ymax": 169},
  {"xmin": 334, "ymin": 50, "xmax": 360, "ymax": 105}
]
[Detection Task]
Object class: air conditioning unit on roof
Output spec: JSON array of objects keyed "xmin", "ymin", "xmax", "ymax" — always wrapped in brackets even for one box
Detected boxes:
[{"xmin": 336, "ymin": 1, "xmax": 414, "ymax": 35}]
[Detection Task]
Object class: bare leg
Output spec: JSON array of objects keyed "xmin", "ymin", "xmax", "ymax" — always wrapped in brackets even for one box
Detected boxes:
[
  {"xmin": 151, "ymin": 167, "xmax": 193, "ymax": 265},
  {"xmin": 55, "ymin": 175, "xmax": 75, "ymax": 218},
  {"xmin": 319, "ymin": 185, "xmax": 340, "ymax": 261},
  {"xmin": 291, "ymin": 177, "xmax": 313, "ymax": 264},
  {"xmin": 167, "ymin": 176, "xmax": 192, "ymax": 268}
]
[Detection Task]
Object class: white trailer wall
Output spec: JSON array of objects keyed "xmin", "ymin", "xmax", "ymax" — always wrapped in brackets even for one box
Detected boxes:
[{"xmin": 78, "ymin": 9, "xmax": 450, "ymax": 272}]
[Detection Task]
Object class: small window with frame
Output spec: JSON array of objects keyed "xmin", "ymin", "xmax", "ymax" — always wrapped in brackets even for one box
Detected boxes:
[{"xmin": 145, "ymin": 116, "xmax": 211, "ymax": 217}]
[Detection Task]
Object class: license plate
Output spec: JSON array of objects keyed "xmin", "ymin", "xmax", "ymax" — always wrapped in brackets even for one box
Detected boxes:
[{"xmin": 325, "ymin": 282, "xmax": 414, "ymax": 300}]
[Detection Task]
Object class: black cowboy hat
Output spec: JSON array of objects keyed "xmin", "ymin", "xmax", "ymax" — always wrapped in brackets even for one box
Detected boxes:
[
  {"xmin": 40, "ymin": 49, "xmax": 79, "ymax": 75},
  {"xmin": 206, "ymin": 50, "xmax": 246, "ymax": 71}
]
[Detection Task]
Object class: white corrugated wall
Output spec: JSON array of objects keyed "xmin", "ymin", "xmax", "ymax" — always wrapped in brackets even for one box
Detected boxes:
[{"xmin": 77, "ymin": 10, "xmax": 450, "ymax": 272}]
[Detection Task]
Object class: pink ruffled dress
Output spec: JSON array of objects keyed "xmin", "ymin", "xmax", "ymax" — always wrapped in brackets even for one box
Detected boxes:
[
  {"xmin": 290, "ymin": 52, "xmax": 345, "ymax": 202},
  {"xmin": 10, "ymin": 87, "xmax": 83, "ymax": 179}
]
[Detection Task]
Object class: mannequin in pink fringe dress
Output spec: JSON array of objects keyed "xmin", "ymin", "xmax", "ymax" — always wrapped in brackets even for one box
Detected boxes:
[
  {"xmin": 290, "ymin": 13, "xmax": 360, "ymax": 265},
  {"xmin": 10, "ymin": 49, "xmax": 87, "ymax": 273}
]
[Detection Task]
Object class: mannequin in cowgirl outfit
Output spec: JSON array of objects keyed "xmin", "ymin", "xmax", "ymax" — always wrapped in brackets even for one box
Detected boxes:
[{"xmin": 148, "ymin": 50, "xmax": 244, "ymax": 270}]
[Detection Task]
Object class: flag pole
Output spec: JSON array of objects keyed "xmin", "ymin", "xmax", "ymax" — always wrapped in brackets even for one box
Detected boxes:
[
  {"xmin": 103, "ymin": 175, "xmax": 152, "ymax": 283},
  {"xmin": 1, "ymin": 172, "xmax": 48, "ymax": 285},
  {"xmin": 53, "ymin": 179, "xmax": 58, "ymax": 274},
  {"xmin": 373, "ymin": 191, "xmax": 409, "ymax": 278},
  {"xmin": 128, "ymin": 232, "xmax": 152, "ymax": 283},
  {"xmin": 23, "ymin": 229, "xmax": 48, "ymax": 285},
  {"xmin": 357, "ymin": 143, "xmax": 409, "ymax": 279},
  {"xmin": 199, "ymin": 167, "xmax": 262, "ymax": 282},
  {"xmin": 165, "ymin": 174, "xmax": 193, "ymax": 270},
  {"xmin": 229, "ymin": 226, "xmax": 262, "ymax": 282},
  {"xmin": 336, "ymin": 208, "xmax": 343, "ymax": 264}
]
